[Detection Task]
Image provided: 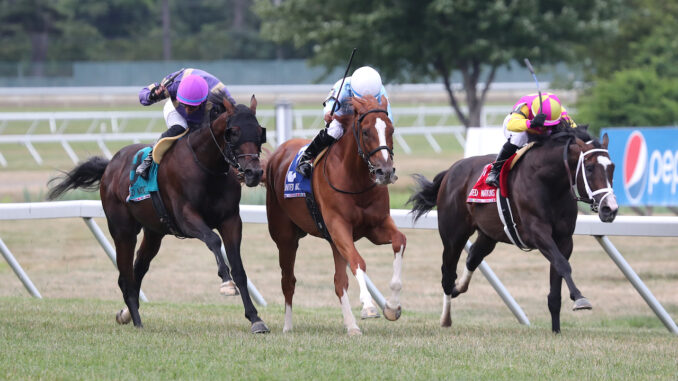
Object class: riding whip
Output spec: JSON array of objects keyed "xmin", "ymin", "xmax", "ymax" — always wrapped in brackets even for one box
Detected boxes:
[
  {"xmin": 523, "ymin": 58, "xmax": 543, "ymax": 114},
  {"xmin": 327, "ymin": 48, "xmax": 357, "ymax": 126}
]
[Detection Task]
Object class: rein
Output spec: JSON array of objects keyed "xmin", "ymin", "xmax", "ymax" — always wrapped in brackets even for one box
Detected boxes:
[
  {"xmin": 323, "ymin": 108, "xmax": 392, "ymax": 195},
  {"xmin": 562, "ymin": 137, "xmax": 614, "ymax": 212}
]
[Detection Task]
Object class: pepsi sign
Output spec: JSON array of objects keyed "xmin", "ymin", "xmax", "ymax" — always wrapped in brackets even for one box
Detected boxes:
[{"xmin": 601, "ymin": 127, "xmax": 678, "ymax": 206}]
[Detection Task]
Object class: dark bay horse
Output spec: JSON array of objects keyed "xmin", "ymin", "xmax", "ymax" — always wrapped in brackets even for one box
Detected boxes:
[
  {"xmin": 47, "ymin": 97, "xmax": 270, "ymax": 333},
  {"xmin": 265, "ymin": 95, "xmax": 406, "ymax": 336},
  {"xmin": 409, "ymin": 125, "xmax": 618, "ymax": 333}
]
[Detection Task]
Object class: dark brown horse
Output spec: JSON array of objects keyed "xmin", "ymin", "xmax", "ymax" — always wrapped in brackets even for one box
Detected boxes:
[
  {"xmin": 409, "ymin": 125, "xmax": 618, "ymax": 333},
  {"xmin": 47, "ymin": 97, "xmax": 270, "ymax": 333},
  {"xmin": 265, "ymin": 95, "xmax": 406, "ymax": 336}
]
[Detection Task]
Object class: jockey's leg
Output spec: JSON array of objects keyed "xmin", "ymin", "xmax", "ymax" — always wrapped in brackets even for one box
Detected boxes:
[
  {"xmin": 137, "ymin": 101, "xmax": 188, "ymax": 179},
  {"xmin": 485, "ymin": 139, "xmax": 520, "ymax": 188},
  {"xmin": 295, "ymin": 120, "xmax": 341, "ymax": 177}
]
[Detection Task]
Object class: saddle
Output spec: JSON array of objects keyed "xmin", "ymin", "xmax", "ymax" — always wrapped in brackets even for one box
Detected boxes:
[{"xmin": 152, "ymin": 129, "xmax": 189, "ymax": 164}]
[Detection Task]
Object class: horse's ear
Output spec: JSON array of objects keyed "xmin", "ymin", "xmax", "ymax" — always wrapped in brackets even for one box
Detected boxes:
[
  {"xmin": 380, "ymin": 95, "xmax": 388, "ymax": 109},
  {"xmin": 601, "ymin": 133, "xmax": 609, "ymax": 149},
  {"xmin": 223, "ymin": 98, "xmax": 235, "ymax": 116},
  {"xmin": 250, "ymin": 95, "xmax": 257, "ymax": 115}
]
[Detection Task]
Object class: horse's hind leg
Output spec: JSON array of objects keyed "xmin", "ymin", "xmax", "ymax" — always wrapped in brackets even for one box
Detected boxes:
[
  {"xmin": 110, "ymin": 224, "xmax": 142, "ymax": 327},
  {"xmin": 453, "ymin": 230, "xmax": 497, "ymax": 296},
  {"xmin": 117, "ymin": 229, "xmax": 164, "ymax": 325},
  {"xmin": 439, "ymin": 221, "xmax": 474, "ymax": 327}
]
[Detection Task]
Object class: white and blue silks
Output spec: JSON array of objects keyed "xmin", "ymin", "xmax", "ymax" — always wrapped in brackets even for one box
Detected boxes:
[{"xmin": 323, "ymin": 77, "xmax": 393, "ymax": 140}]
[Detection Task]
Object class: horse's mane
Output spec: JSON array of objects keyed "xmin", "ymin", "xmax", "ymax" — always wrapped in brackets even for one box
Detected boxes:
[{"xmin": 531, "ymin": 120, "xmax": 597, "ymax": 148}]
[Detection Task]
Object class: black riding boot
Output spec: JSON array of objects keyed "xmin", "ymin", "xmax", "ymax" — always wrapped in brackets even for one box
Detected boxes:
[
  {"xmin": 296, "ymin": 129, "xmax": 337, "ymax": 177},
  {"xmin": 136, "ymin": 124, "xmax": 186, "ymax": 179},
  {"xmin": 485, "ymin": 141, "xmax": 519, "ymax": 188}
]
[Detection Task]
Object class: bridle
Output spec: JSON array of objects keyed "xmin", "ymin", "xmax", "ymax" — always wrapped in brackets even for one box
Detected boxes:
[
  {"xmin": 323, "ymin": 108, "xmax": 393, "ymax": 194},
  {"xmin": 353, "ymin": 108, "xmax": 393, "ymax": 174},
  {"xmin": 188, "ymin": 111, "xmax": 264, "ymax": 175},
  {"xmin": 562, "ymin": 138, "xmax": 614, "ymax": 212}
]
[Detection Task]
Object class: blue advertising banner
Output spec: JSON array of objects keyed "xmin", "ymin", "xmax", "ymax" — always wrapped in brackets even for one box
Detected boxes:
[{"xmin": 600, "ymin": 127, "xmax": 678, "ymax": 206}]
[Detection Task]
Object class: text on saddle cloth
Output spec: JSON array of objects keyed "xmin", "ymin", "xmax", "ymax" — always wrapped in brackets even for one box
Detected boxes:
[{"xmin": 284, "ymin": 145, "xmax": 312, "ymax": 198}]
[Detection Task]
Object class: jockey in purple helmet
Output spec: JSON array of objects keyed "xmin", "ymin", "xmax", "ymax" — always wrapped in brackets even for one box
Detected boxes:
[
  {"xmin": 485, "ymin": 92, "xmax": 577, "ymax": 188},
  {"xmin": 136, "ymin": 68, "xmax": 236, "ymax": 178}
]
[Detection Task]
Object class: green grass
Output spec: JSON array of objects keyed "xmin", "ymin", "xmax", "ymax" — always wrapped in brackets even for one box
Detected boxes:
[{"xmin": 1, "ymin": 297, "xmax": 676, "ymax": 380}]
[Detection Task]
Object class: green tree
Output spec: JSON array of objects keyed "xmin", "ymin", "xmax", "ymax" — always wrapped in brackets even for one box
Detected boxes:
[
  {"xmin": 0, "ymin": 0, "xmax": 65, "ymax": 75},
  {"xmin": 254, "ymin": 0, "xmax": 623, "ymax": 127},
  {"xmin": 576, "ymin": 0, "xmax": 678, "ymax": 132}
]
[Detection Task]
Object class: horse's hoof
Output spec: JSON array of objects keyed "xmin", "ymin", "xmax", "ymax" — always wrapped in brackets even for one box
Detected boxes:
[
  {"xmin": 251, "ymin": 321, "xmax": 270, "ymax": 334},
  {"xmin": 573, "ymin": 297, "xmax": 592, "ymax": 311},
  {"xmin": 360, "ymin": 306, "xmax": 380, "ymax": 319},
  {"xmin": 115, "ymin": 308, "xmax": 131, "ymax": 325},
  {"xmin": 219, "ymin": 281, "xmax": 239, "ymax": 296},
  {"xmin": 347, "ymin": 327, "xmax": 362, "ymax": 337},
  {"xmin": 383, "ymin": 303, "xmax": 401, "ymax": 321}
]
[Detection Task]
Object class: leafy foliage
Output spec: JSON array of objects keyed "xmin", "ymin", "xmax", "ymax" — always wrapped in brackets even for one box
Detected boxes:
[
  {"xmin": 254, "ymin": 0, "xmax": 624, "ymax": 127},
  {"xmin": 576, "ymin": 0, "xmax": 678, "ymax": 131}
]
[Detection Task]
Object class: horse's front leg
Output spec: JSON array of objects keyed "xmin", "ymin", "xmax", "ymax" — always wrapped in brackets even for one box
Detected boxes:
[
  {"xmin": 330, "ymin": 223, "xmax": 380, "ymax": 324},
  {"xmin": 366, "ymin": 217, "xmax": 406, "ymax": 321},
  {"xmin": 217, "ymin": 214, "xmax": 269, "ymax": 334},
  {"xmin": 179, "ymin": 208, "xmax": 268, "ymax": 333},
  {"xmin": 529, "ymin": 223, "xmax": 589, "ymax": 312}
]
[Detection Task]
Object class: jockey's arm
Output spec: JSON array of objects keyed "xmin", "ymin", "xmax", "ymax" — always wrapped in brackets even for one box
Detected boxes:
[
  {"xmin": 505, "ymin": 104, "xmax": 531, "ymax": 133},
  {"xmin": 139, "ymin": 70, "xmax": 182, "ymax": 106}
]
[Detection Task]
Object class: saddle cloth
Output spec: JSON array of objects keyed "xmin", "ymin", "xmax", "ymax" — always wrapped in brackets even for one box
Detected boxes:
[
  {"xmin": 467, "ymin": 142, "xmax": 535, "ymax": 203},
  {"xmin": 284, "ymin": 145, "xmax": 312, "ymax": 198},
  {"xmin": 127, "ymin": 147, "xmax": 159, "ymax": 202}
]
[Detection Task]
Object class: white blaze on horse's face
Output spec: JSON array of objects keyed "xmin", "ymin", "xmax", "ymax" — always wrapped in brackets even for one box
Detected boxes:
[{"xmin": 375, "ymin": 117, "xmax": 389, "ymax": 160}]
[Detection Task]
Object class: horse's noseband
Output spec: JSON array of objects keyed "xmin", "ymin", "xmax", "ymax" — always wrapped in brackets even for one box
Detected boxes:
[{"xmin": 353, "ymin": 108, "xmax": 394, "ymax": 174}]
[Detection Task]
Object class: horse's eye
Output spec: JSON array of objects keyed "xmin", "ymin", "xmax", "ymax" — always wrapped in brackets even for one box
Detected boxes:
[
  {"xmin": 585, "ymin": 165, "xmax": 594, "ymax": 174},
  {"xmin": 362, "ymin": 130, "xmax": 369, "ymax": 138}
]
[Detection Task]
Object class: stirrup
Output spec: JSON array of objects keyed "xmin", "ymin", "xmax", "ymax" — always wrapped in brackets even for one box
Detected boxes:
[{"xmin": 136, "ymin": 158, "xmax": 152, "ymax": 179}]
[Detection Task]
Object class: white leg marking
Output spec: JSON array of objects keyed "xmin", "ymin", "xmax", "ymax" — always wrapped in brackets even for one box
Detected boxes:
[
  {"xmin": 457, "ymin": 267, "xmax": 474, "ymax": 293},
  {"xmin": 388, "ymin": 246, "xmax": 404, "ymax": 307},
  {"xmin": 355, "ymin": 268, "xmax": 376, "ymax": 309},
  {"xmin": 340, "ymin": 290, "xmax": 359, "ymax": 332},
  {"xmin": 283, "ymin": 303, "xmax": 293, "ymax": 333},
  {"xmin": 375, "ymin": 118, "xmax": 389, "ymax": 160},
  {"xmin": 440, "ymin": 294, "xmax": 452, "ymax": 326}
]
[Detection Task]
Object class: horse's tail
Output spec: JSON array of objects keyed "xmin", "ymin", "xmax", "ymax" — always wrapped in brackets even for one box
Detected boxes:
[
  {"xmin": 47, "ymin": 156, "xmax": 109, "ymax": 200},
  {"xmin": 408, "ymin": 170, "xmax": 446, "ymax": 221}
]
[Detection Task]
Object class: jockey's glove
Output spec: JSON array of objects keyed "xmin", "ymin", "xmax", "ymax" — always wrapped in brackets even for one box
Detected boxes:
[{"xmin": 531, "ymin": 113, "xmax": 547, "ymax": 128}]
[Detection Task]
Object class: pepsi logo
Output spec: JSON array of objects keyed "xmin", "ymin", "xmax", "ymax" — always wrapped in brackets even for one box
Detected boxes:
[{"xmin": 623, "ymin": 131, "xmax": 647, "ymax": 204}]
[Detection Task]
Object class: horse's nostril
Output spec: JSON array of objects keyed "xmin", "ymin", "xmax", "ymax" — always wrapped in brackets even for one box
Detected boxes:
[{"xmin": 375, "ymin": 168, "xmax": 384, "ymax": 176}]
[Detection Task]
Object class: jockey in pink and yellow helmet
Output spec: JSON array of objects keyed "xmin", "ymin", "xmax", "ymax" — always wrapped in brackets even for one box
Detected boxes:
[{"xmin": 485, "ymin": 93, "xmax": 577, "ymax": 188}]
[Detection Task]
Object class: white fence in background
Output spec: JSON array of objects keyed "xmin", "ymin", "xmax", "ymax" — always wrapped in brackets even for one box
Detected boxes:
[
  {"xmin": 1, "ymin": 201, "xmax": 676, "ymax": 334},
  {"xmin": 0, "ymin": 105, "xmax": 515, "ymax": 166}
]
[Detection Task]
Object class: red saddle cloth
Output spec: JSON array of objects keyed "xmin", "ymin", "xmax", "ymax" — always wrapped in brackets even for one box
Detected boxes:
[{"xmin": 467, "ymin": 154, "xmax": 516, "ymax": 203}]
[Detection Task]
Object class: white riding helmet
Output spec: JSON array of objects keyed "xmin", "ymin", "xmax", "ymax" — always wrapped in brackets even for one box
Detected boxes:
[{"xmin": 351, "ymin": 66, "xmax": 382, "ymax": 98}]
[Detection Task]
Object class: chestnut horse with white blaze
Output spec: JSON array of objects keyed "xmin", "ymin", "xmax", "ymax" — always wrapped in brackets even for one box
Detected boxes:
[
  {"xmin": 265, "ymin": 95, "xmax": 406, "ymax": 336},
  {"xmin": 409, "ymin": 125, "xmax": 618, "ymax": 333}
]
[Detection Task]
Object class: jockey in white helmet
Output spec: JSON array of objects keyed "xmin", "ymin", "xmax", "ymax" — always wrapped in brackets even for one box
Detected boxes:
[{"xmin": 296, "ymin": 66, "xmax": 392, "ymax": 177}]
